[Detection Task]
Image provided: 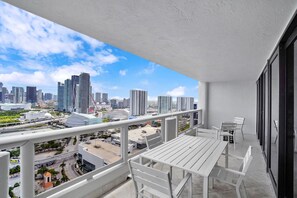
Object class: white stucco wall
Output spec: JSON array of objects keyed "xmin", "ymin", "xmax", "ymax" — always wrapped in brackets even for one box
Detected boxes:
[{"xmin": 207, "ymin": 80, "xmax": 256, "ymax": 134}]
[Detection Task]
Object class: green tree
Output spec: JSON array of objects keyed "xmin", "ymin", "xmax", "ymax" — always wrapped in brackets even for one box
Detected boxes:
[{"xmin": 37, "ymin": 166, "xmax": 48, "ymax": 175}]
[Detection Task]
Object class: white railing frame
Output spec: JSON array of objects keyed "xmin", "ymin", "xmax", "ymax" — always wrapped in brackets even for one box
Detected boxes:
[{"xmin": 0, "ymin": 109, "xmax": 202, "ymax": 198}]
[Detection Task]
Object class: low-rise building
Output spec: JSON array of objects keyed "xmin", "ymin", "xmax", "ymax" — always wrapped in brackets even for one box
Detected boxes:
[
  {"xmin": 78, "ymin": 140, "xmax": 121, "ymax": 172},
  {"xmin": 0, "ymin": 103, "xmax": 31, "ymax": 111},
  {"xmin": 65, "ymin": 112, "xmax": 101, "ymax": 127},
  {"xmin": 111, "ymin": 125, "xmax": 161, "ymax": 149}
]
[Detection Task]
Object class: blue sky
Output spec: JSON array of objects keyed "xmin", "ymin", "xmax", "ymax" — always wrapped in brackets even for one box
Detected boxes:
[{"xmin": 0, "ymin": 2, "xmax": 198, "ymax": 101}]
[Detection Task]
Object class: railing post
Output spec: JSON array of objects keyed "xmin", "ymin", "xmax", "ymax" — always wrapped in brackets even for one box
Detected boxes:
[
  {"xmin": 190, "ymin": 112, "xmax": 194, "ymax": 129},
  {"xmin": 121, "ymin": 125, "xmax": 129, "ymax": 162},
  {"xmin": 161, "ymin": 118, "xmax": 165, "ymax": 142},
  {"xmin": 0, "ymin": 152, "xmax": 9, "ymax": 198},
  {"xmin": 21, "ymin": 141, "xmax": 35, "ymax": 198}
]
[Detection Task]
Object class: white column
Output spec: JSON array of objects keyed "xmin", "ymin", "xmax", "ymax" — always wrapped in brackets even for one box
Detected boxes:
[
  {"xmin": 190, "ymin": 113, "xmax": 194, "ymax": 128},
  {"xmin": 0, "ymin": 152, "xmax": 9, "ymax": 198},
  {"xmin": 198, "ymin": 82, "xmax": 209, "ymax": 128},
  {"xmin": 121, "ymin": 125, "xmax": 129, "ymax": 162},
  {"xmin": 21, "ymin": 141, "xmax": 35, "ymax": 198}
]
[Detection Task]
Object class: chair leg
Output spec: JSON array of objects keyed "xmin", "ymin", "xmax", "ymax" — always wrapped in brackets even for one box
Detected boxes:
[
  {"xmin": 241, "ymin": 129, "xmax": 244, "ymax": 140},
  {"xmin": 236, "ymin": 186, "xmax": 242, "ymax": 198},
  {"xmin": 241, "ymin": 181, "xmax": 248, "ymax": 198},
  {"xmin": 170, "ymin": 166, "xmax": 173, "ymax": 179},
  {"xmin": 188, "ymin": 174, "xmax": 192, "ymax": 198}
]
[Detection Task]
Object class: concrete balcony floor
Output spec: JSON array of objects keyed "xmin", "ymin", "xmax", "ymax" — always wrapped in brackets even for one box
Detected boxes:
[{"xmin": 102, "ymin": 134, "xmax": 275, "ymax": 198}]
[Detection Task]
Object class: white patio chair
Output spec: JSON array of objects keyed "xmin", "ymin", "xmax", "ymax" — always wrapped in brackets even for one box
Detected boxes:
[
  {"xmin": 233, "ymin": 117, "xmax": 245, "ymax": 140},
  {"xmin": 213, "ymin": 122, "xmax": 237, "ymax": 149},
  {"xmin": 210, "ymin": 146, "xmax": 253, "ymax": 198},
  {"xmin": 128, "ymin": 159, "xmax": 192, "ymax": 198},
  {"xmin": 273, "ymin": 120, "xmax": 278, "ymax": 144},
  {"xmin": 145, "ymin": 133, "xmax": 163, "ymax": 150},
  {"xmin": 195, "ymin": 128, "xmax": 219, "ymax": 139}
]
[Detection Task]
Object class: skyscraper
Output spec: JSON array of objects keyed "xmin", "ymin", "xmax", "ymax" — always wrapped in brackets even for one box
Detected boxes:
[
  {"xmin": 95, "ymin": 92, "xmax": 101, "ymax": 103},
  {"xmin": 158, "ymin": 96, "xmax": 172, "ymax": 114},
  {"xmin": 64, "ymin": 79, "xmax": 72, "ymax": 112},
  {"xmin": 26, "ymin": 86, "xmax": 37, "ymax": 104},
  {"xmin": 71, "ymin": 75, "xmax": 79, "ymax": 109},
  {"xmin": 37, "ymin": 89, "xmax": 43, "ymax": 103},
  {"xmin": 44, "ymin": 93, "xmax": 53, "ymax": 101},
  {"xmin": 12, "ymin": 87, "xmax": 24, "ymax": 103},
  {"xmin": 130, "ymin": 90, "xmax": 147, "ymax": 116},
  {"xmin": 78, "ymin": 73, "xmax": 90, "ymax": 114},
  {"xmin": 176, "ymin": 97, "xmax": 194, "ymax": 111},
  {"xmin": 57, "ymin": 82, "xmax": 64, "ymax": 111},
  {"xmin": 102, "ymin": 93, "xmax": 108, "ymax": 104}
]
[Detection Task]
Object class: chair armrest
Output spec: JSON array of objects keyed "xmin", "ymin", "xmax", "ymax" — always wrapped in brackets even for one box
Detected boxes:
[
  {"xmin": 212, "ymin": 126, "xmax": 219, "ymax": 130},
  {"xmin": 214, "ymin": 165, "xmax": 245, "ymax": 176},
  {"xmin": 174, "ymin": 173, "xmax": 192, "ymax": 198},
  {"xmin": 221, "ymin": 153, "xmax": 244, "ymax": 160},
  {"xmin": 223, "ymin": 167, "xmax": 245, "ymax": 176}
]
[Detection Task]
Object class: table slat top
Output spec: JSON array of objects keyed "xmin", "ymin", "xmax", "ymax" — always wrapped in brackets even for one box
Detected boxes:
[{"xmin": 140, "ymin": 135, "xmax": 227, "ymax": 177}]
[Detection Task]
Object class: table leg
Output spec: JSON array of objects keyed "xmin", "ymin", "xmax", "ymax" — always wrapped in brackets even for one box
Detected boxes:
[
  {"xmin": 225, "ymin": 145, "xmax": 229, "ymax": 168},
  {"xmin": 203, "ymin": 176, "xmax": 209, "ymax": 198}
]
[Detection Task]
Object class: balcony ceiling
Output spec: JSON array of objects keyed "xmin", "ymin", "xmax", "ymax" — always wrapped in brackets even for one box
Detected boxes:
[{"xmin": 3, "ymin": 0, "xmax": 297, "ymax": 82}]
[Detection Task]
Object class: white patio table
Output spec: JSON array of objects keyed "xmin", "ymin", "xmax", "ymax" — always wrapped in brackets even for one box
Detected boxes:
[{"xmin": 140, "ymin": 135, "xmax": 228, "ymax": 198}]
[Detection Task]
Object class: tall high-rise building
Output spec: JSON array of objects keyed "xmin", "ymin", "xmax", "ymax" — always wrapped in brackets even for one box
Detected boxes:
[
  {"xmin": 158, "ymin": 96, "xmax": 172, "ymax": 114},
  {"xmin": 75, "ymin": 84, "xmax": 80, "ymax": 111},
  {"xmin": 71, "ymin": 75, "xmax": 79, "ymax": 109},
  {"xmin": 57, "ymin": 82, "xmax": 64, "ymax": 111},
  {"xmin": 176, "ymin": 97, "xmax": 194, "ymax": 111},
  {"xmin": 12, "ymin": 87, "xmax": 24, "ymax": 103},
  {"xmin": 44, "ymin": 93, "xmax": 53, "ymax": 101},
  {"xmin": 26, "ymin": 86, "xmax": 37, "ymax": 104},
  {"xmin": 95, "ymin": 92, "xmax": 101, "ymax": 103},
  {"xmin": 89, "ymin": 86, "xmax": 93, "ymax": 106},
  {"xmin": 37, "ymin": 89, "xmax": 43, "ymax": 103},
  {"xmin": 78, "ymin": 73, "xmax": 90, "ymax": 114},
  {"xmin": 130, "ymin": 90, "xmax": 147, "ymax": 116},
  {"xmin": 64, "ymin": 79, "xmax": 72, "ymax": 112},
  {"xmin": 123, "ymin": 98, "xmax": 130, "ymax": 108},
  {"xmin": 102, "ymin": 93, "xmax": 108, "ymax": 104},
  {"xmin": 110, "ymin": 99, "xmax": 118, "ymax": 109}
]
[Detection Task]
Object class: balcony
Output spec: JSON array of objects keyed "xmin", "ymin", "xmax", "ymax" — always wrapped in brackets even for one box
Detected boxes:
[{"xmin": 1, "ymin": 1, "xmax": 297, "ymax": 197}]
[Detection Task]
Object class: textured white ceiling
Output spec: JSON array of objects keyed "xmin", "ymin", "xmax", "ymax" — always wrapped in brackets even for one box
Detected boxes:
[{"xmin": 3, "ymin": 0, "xmax": 297, "ymax": 82}]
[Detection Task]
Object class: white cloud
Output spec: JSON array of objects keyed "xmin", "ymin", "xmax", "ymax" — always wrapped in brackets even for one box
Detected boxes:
[
  {"xmin": 110, "ymin": 86, "xmax": 119, "ymax": 90},
  {"xmin": 139, "ymin": 62, "xmax": 159, "ymax": 75},
  {"xmin": 79, "ymin": 34, "xmax": 104, "ymax": 49},
  {"xmin": 166, "ymin": 86, "xmax": 185, "ymax": 97},
  {"xmin": 20, "ymin": 59, "xmax": 47, "ymax": 70},
  {"xmin": 110, "ymin": 96, "xmax": 123, "ymax": 100},
  {"xmin": 50, "ymin": 62, "xmax": 99, "ymax": 82},
  {"xmin": 0, "ymin": 54, "xmax": 8, "ymax": 60},
  {"xmin": 119, "ymin": 70, "xmax": 127, "ymax": 76},
  {"xmin": 148, "ymin": 96, "xmax": 157, "ymax": 101},
  {"xmin": 0, "ymin": 2, "xmax": 83, "ymax": 57},
  {"xmin": 0, "ymin": 71, "xmax": 50, "ymax": 86}
]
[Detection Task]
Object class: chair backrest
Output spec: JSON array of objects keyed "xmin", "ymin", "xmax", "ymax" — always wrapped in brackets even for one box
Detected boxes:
[
  {"xmin": 273, "ymin": 120, "xmax": 278, "ymax": 132},
  {"xmin": 145, "ymin": 133, "xmax": 163, "ymax": 150},
  {"xmin": 196, "ymin": 128, "xmax": 218, "ymax": 139},
  {"xmin": 220, "ymin": 122, "xmax": 237, "ymax": 131},
  {"xmin": 128, "ymin": 159, "xmax": 172, "ymax": 196},
  {"xmin": 241, "ymin": 146, "xmax": 253, "ymax": 173},
  {"xmin": 233, "ymin": 117, "xmax": 245, "ymax": 129}
]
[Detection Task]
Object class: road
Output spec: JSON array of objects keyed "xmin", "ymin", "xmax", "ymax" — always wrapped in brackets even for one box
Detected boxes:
[{"xmin": 35, "ymin": 151, "xmax": 76, "ymax": 165}]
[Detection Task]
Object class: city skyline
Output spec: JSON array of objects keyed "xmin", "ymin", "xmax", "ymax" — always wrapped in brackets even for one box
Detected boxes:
[{"xmin": 0, "ymin": 2, "xmax": 198, "ymax": 101}]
